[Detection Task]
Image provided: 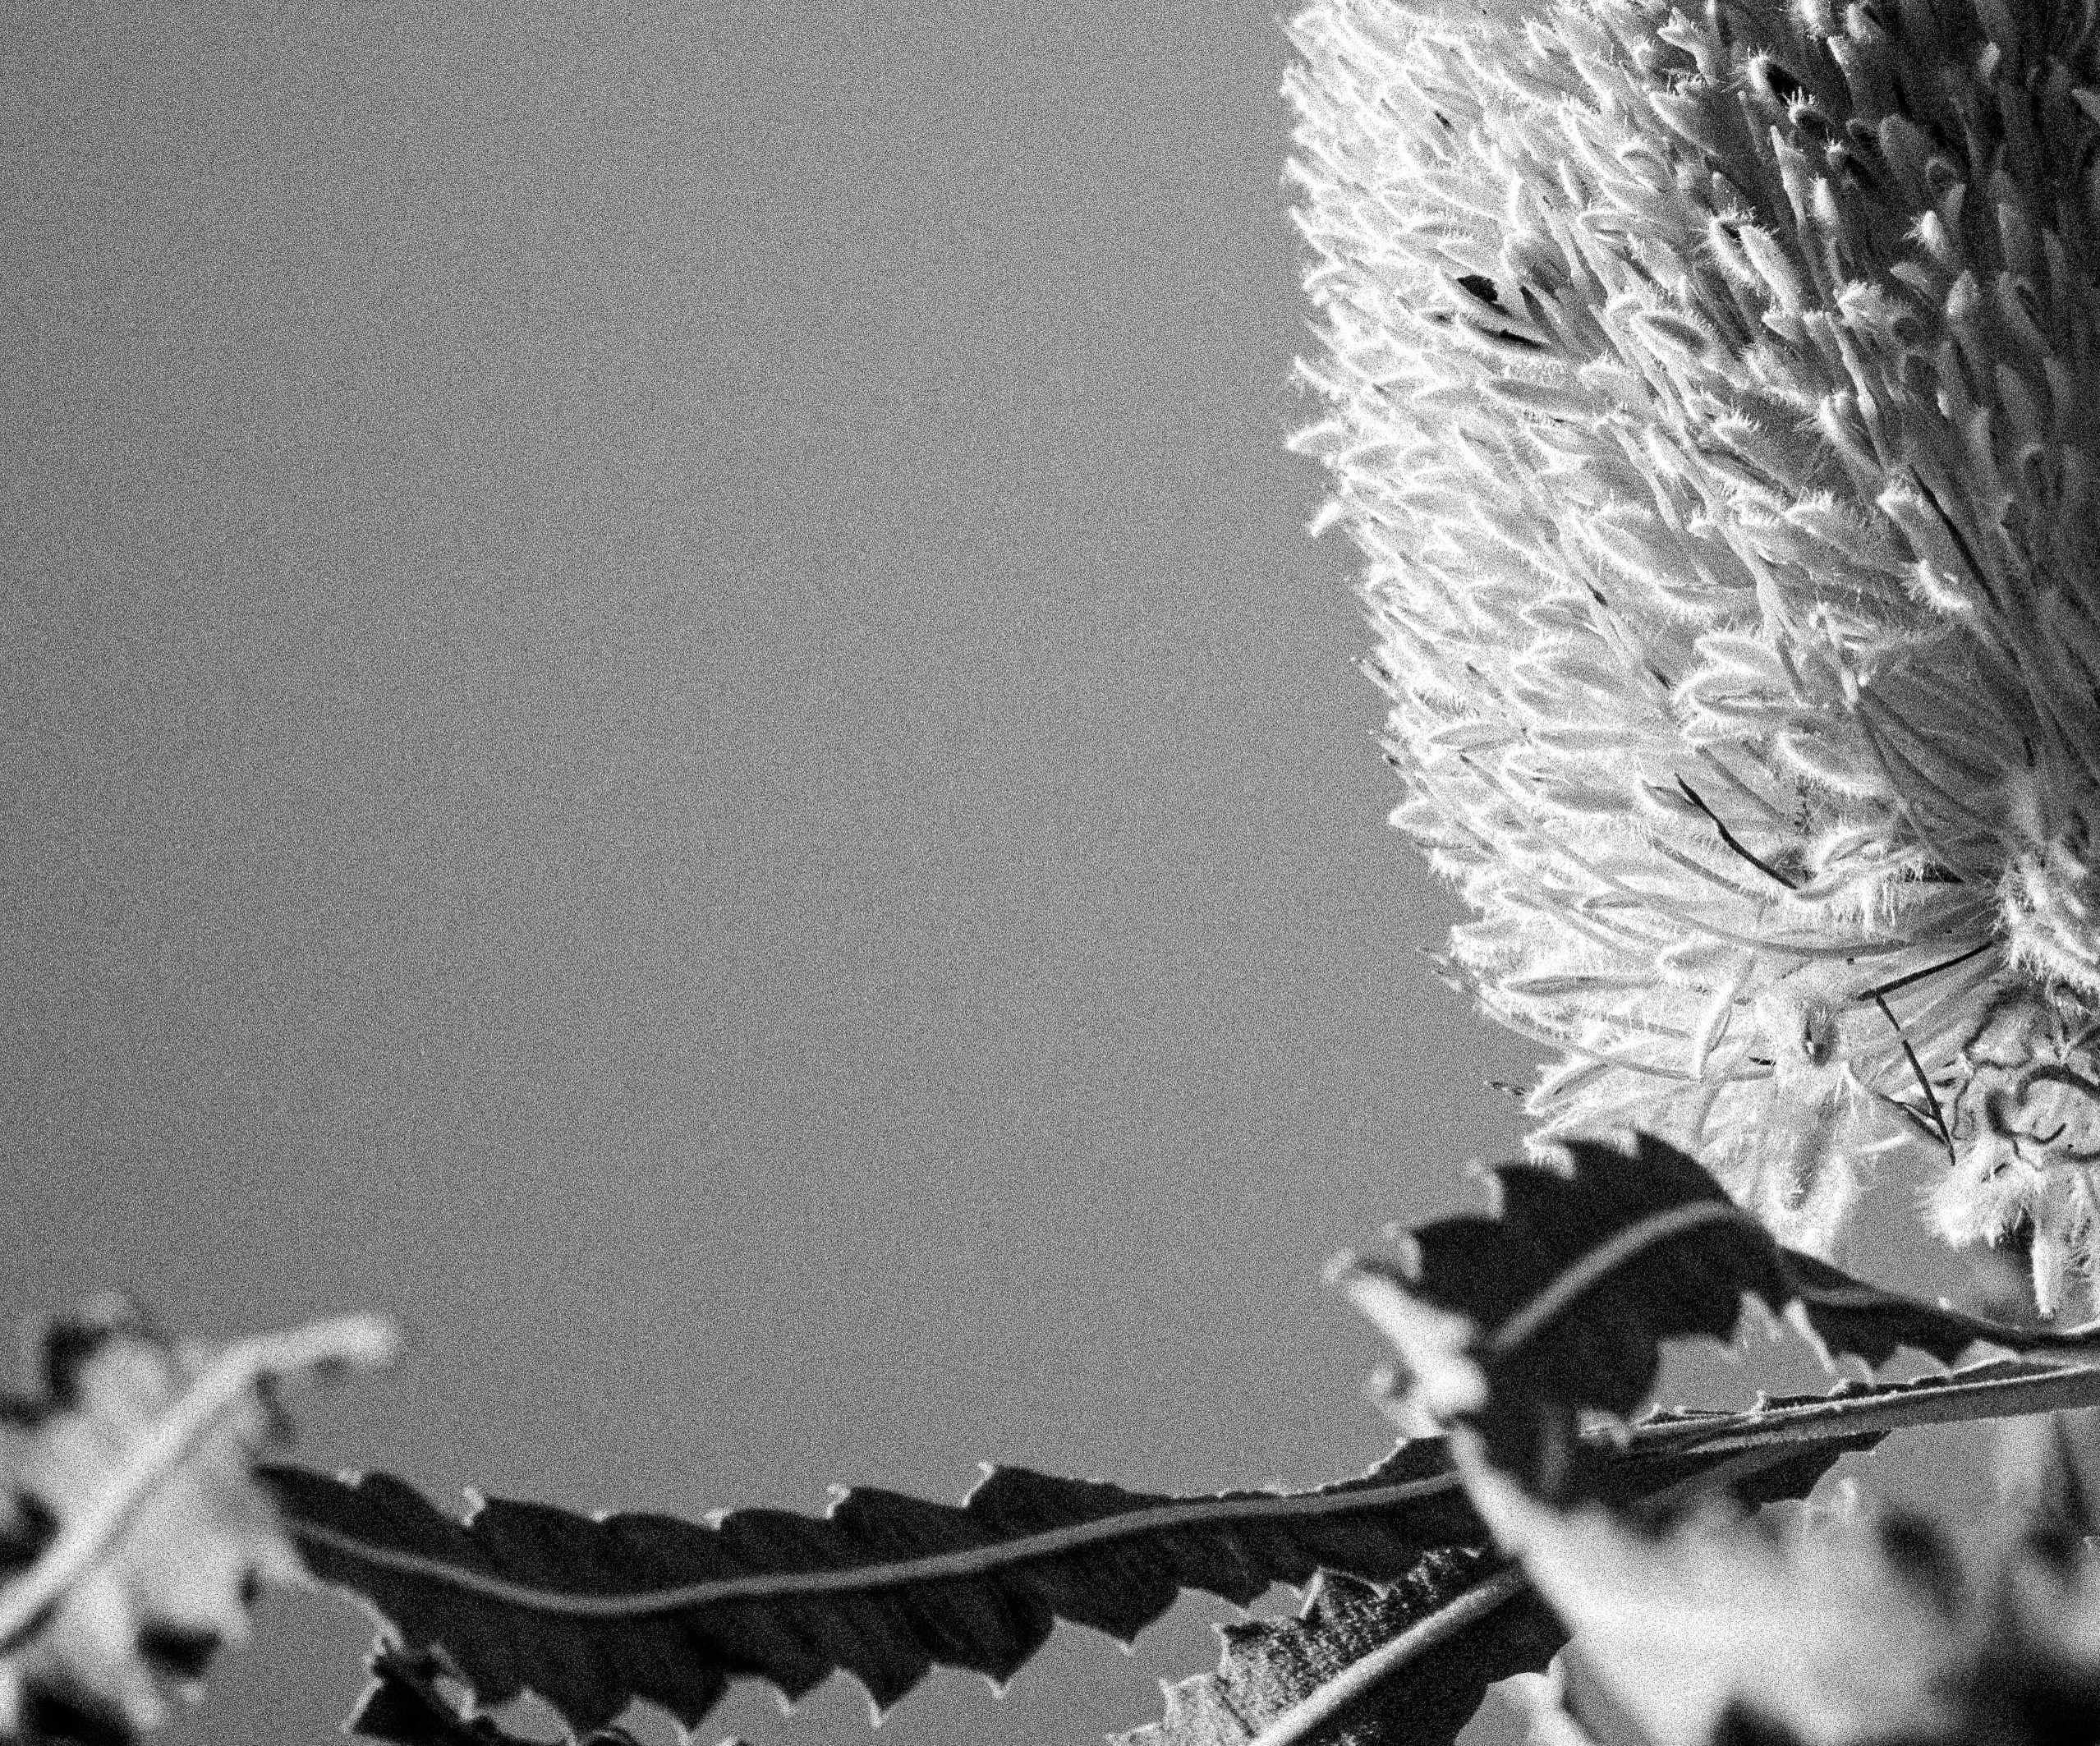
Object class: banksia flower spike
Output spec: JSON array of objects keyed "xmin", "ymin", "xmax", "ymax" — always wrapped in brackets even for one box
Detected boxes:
[{"xmin": 1286, "ymin": 0, "xmax": 2100, "ymax": 1309}]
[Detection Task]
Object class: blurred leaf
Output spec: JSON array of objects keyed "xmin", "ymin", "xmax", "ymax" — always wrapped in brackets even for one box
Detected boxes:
[
  {"xmin": 1994, "ymin": 1402, "xmax": 2100, "ymax": 1551},
  {"xmin": 1471, "ymin": 1452, "xmax": 2100, "ymax": 1746},
  {"xmin": 1497, "ymin": 1660, "xmax": 1606, "ymax": 1746},
  {"xmin": 0, "ymin": 1296, "xmax": 395, "ymax": 1745},
  {"xmin": 1469, "ymin": 1463, "xmax": 1953, "ymax": 1746}
]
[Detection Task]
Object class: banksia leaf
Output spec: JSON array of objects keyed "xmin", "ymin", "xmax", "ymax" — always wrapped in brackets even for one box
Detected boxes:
[
  {"xmin": 1289, "ymin": 0, "xmax": 2100, "ymax": 1307},
  {"xmin": 0, "ymin": 1296, "xmax": 396, "ymax": 1745},
  {"xmin": 1336, "ymin": 1133, "xmax": 2100, "ymax": 1485},
  {"xmin": 1105, "ymin": 1360, "xmax": 2100, "ymax": 1746},
  {"xmin": 1110, "ymin": 1554, "xmax": 1560, "ymax": 1746},
  {"xmin": 266, "ymin": 1443, "xmax": 1501, "ymax": 1743},
  {"xmin": 349, "ymin": 1647, "xmax": 646, "ymax": 1746},
  {"xmin": 267, "ymin": 1430, "xmax": 1792, "ymax": 1746},
  {"xmin": 271, "ymin": 1349, "xmax": 2100, "ymax": 1746}
]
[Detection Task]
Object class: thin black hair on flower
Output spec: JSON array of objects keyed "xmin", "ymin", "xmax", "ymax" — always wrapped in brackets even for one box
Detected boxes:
[{"xmin": 1286, "ymin": 0, "xmax": 2100, "ymax": 1309}]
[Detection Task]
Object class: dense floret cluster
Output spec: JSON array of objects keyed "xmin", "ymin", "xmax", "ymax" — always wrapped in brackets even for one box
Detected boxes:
[{"xmin": 1288, "ymin": 0, "xmax": 2100, "ymax": 1307}]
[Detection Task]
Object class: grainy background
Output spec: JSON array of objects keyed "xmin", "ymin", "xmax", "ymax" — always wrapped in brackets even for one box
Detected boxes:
[{"xmin": 0, "ymin": 2, "xmax": 1986, "ymax": 1744}]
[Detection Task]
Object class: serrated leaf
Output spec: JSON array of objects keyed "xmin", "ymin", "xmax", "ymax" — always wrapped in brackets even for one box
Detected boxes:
[
  {"xmin": 0, "ymin": 1297, "xmax": 396, "ymax": 1745},
  {"xmin": 1335, "ymin": 1134, "xmax": 2100, "ymax": 1486},
  {"xmin": 1101, "ymin": 1362, "xmax": 2048, "ymax": 1746},
  {"xmin": 349, "ymin": 1647, "xmax": 646, "ymax": 1746},
  {"xmin": 1110, "ymin": 1554, "xmax": 1560, "ymax": 1746},
  {"xmin": 267, "ymin": 1381, "xmax": 1895, "ymax": 1746},
  {"xmin": 274, "ymin": 1341, "xmax": 2100, "ymax": 1746},
  {"xmin": 264, "ymin": 1440, "xmax": 1510, "ymax": 1742}
]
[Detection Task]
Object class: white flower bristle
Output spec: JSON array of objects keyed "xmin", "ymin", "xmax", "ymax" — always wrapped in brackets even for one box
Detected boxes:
[{"xmin": 1288, "ymin": 0, "xmax": 2100, "ymax": 1308}]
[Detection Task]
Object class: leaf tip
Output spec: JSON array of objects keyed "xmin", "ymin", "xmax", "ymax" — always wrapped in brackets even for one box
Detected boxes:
[{"xmin": 1334, "ymin": 1257, "xmax": 1489, "ymax": 1422}]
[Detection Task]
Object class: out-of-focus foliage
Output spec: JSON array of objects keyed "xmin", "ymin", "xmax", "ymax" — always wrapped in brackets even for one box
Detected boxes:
[
  {"xmin": 0, "ymin": 1296, "xmax": 393, "ymax": 1745},
  {"xmin": 1477, "ymin": 1463, "xmax": 2100, "ymax": 1746}
]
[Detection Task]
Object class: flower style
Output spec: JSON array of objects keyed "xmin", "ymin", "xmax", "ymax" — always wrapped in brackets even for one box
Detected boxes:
[{"xmin": 1285, "ymin": 0, "xmax": 2100, "ymax": 1307}]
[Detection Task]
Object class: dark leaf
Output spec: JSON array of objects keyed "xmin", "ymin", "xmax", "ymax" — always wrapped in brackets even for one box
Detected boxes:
[
  {"xmin": 1336, "ymin": 1134, "xmax": 2100, "ymax": 1488},
  {"xmin": 348, "ymin": 1647, "xmax": 522, "ymax": 1745},
  {"xmin": 350, "ymin": 1647, "xmax": 644, "ymax": 1746},
  {"xmin": 264, "ymin": 1125, "xmax": 2100, "ymax": 1746},
  {"xmin": 269, "ymin": 1358, "xmax": 2073, "ymax": 1746},
  {"xmin": 266, "ymin": 1440, "xmax": 1500, "ymax": 1742},
  {"xmin": 1102, "ymin": 1366, "xmax": 2031, "ymax": 1746},
  {"xmin": 1110, "ymin": 1553, "xmax": 1559, "ymax": 1746}
]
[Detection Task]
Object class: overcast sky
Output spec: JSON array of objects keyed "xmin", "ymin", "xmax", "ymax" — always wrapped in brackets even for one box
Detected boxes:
[{"xmin": 0, "ymin": 3, "xmax": 1547, "ymax": 1742}]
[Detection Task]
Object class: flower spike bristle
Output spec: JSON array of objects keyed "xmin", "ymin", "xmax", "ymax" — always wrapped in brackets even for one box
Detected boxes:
[{"xmin": 1288, "ymin": 0, "xmax": 2100, "ymax": 1311}]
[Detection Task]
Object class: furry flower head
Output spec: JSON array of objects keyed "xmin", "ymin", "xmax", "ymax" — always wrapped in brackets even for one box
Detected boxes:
[{"xmin": 1286, "ymin": 0, "xmax": 2100, "ymax": 1308}]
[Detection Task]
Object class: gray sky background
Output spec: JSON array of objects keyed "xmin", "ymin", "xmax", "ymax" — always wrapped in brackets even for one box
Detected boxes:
[{"xmin": 0, "ymin": 3, "xmax": 1560, "ymax": 1742}]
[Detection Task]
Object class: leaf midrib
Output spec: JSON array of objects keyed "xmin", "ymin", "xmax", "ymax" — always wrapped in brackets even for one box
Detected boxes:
[{"xmin": 278, "ymin": 1361, "xmax": 2100, "ymax": 1621}]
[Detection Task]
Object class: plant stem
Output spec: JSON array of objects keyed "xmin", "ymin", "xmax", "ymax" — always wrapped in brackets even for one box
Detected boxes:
[{"xmin": 1620, "ymin": 1359, "xmax": 2100, "ymax": 1467}]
